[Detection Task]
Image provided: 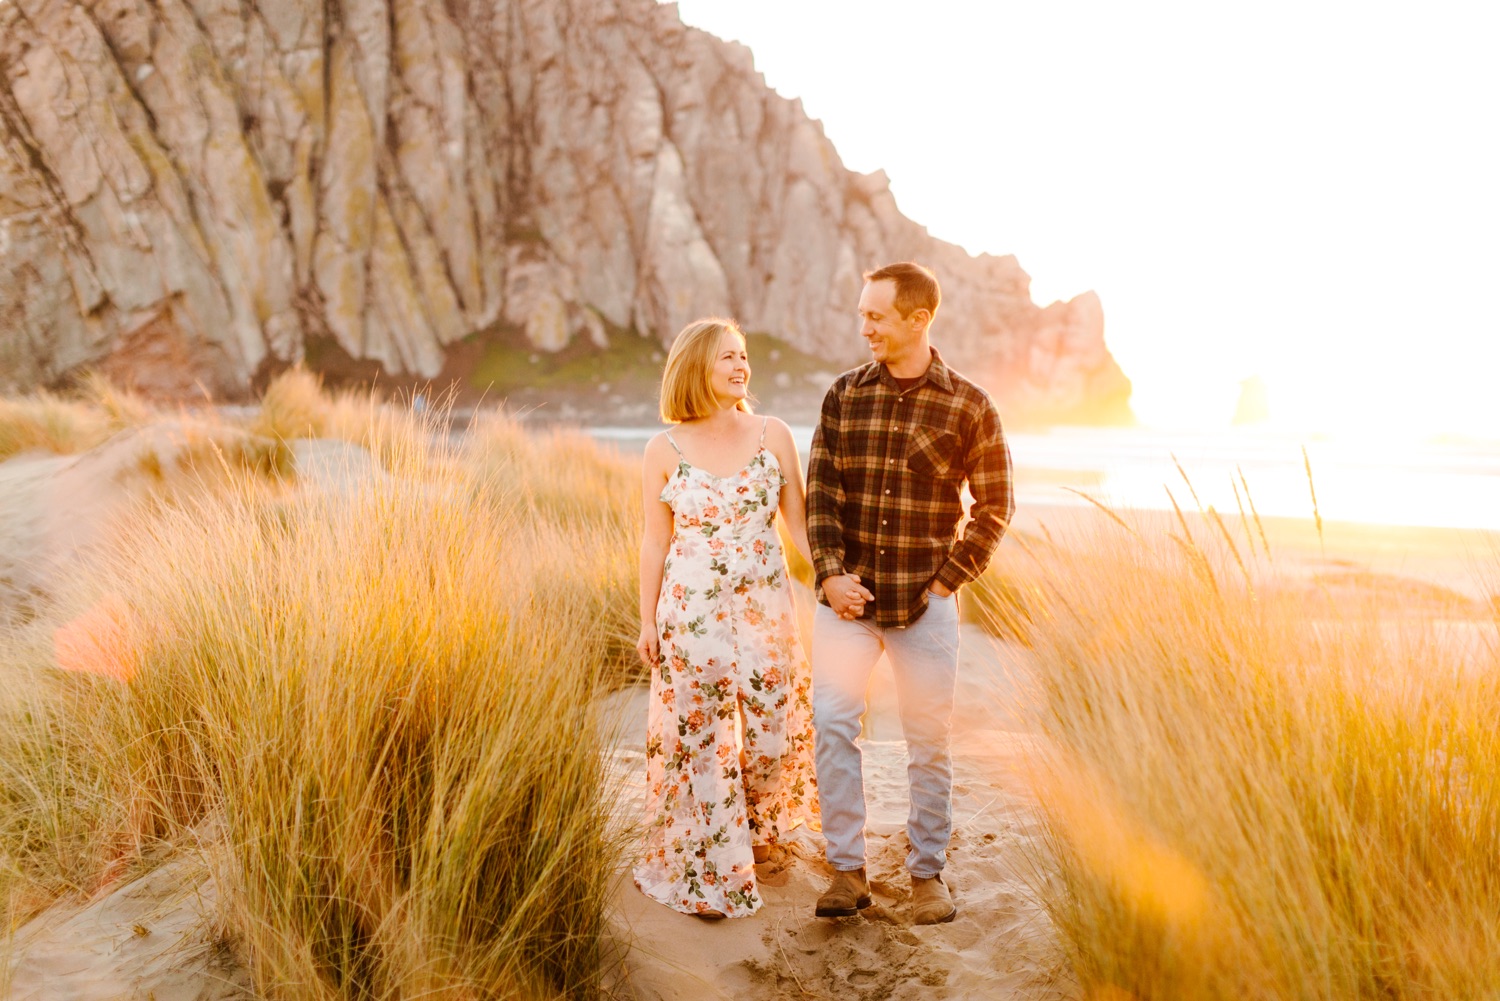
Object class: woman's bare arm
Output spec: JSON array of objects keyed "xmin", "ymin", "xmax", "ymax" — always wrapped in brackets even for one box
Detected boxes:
[
  {"xmin": 765, "ymin": 418, "xmax": 813, "ymax": 566},
  {"xmin": 637, "ymin": 434, "xmax": 676, "ymax": 666}
]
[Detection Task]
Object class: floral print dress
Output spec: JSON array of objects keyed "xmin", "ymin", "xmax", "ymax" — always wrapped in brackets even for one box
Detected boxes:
[{"xmin": 634, "ymin": 419, "xmax": 818, "ymax": 917}]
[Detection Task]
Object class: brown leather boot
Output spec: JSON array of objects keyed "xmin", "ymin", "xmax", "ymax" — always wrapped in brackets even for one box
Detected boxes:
[
  {"xmin": 911, "ymin": 874, "xmax": 956, "ymax": 924},
  {"xmin": 814, "ymin": 867, "xmax": 872, "ymax": 917}
]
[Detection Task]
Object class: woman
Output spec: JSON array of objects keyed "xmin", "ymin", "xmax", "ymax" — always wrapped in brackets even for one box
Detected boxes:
[{"xmin": 633, "ymin": 318, "xmax": 858, "ymax": 919}]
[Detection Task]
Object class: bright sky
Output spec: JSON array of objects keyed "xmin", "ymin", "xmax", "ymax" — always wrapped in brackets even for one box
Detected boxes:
[{"xmin": 670, "ymin": 1, "xmax": 1500, "ymax": 435}]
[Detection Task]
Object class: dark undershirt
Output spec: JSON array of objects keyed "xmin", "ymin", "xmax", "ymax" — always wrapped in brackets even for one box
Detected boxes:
[{"xmin": 893, "ymin": 374, "xmax": 924, "ymax": 392}]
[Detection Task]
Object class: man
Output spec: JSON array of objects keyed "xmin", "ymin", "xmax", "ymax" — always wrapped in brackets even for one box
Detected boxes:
[{"xmin": 806, "ymin": 261, "xmax": 1014, "ymax": 924}]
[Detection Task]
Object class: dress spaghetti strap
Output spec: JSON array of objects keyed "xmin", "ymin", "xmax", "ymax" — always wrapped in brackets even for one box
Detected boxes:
[
  {"xmin": 664, "ymin": 430, "xmax": 685, "ymax": 456},
  {"xmin": 759, "ymin": 416, "xmax": 769, "ymax": 446}
]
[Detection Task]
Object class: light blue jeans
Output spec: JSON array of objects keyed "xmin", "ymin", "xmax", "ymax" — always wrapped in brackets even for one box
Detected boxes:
[{"xmin": 812, "ymin": 594, "xmax": 961, "ymax": 877}]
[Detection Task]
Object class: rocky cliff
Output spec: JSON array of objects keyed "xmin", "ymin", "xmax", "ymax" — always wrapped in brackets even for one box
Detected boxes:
[{"xmin": 0, "ymin": 0, "xmax": 1131, "ymax": 422}]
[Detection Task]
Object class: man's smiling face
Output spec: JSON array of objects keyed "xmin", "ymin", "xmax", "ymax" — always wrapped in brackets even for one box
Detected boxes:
[{"xmin": 858, "ymin": 279, "xmax": 924, "ymax": 369}]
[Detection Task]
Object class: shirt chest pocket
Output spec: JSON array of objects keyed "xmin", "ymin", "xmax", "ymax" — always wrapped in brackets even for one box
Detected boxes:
[{"xmin": 906, "ymin": 425, "xmax": 962, "ymax": 480}]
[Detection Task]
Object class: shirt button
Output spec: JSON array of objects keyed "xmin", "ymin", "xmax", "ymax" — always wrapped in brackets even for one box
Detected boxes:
[
  {"xmin": 879, "ymin": 549, "xmax": 886, "ymax": 555},
  {"xmin": 888, "ymin": 458, "xmax": 894, "ymax": 464},
  {"xmin": 884, "ymin": 489, "xmax": 890, "ymax": 495},
  {"xmin": 891, "ymin": 425, "xmax": 898, "ymax": 431},
  {"xmin": 881, "ymin": 519, "xmax": 887, "ymax": 525}
]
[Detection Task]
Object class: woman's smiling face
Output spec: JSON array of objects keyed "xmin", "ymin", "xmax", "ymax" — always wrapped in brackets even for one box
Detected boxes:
[{"xmin": 708, "ymin": 328, "xmax": 750, "ymax": 408}]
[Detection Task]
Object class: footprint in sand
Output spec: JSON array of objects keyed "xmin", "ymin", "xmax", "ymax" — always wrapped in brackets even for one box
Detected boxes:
[{"xmin": 754, "ymin": 861, "xmax": 791, "ymax": 887}]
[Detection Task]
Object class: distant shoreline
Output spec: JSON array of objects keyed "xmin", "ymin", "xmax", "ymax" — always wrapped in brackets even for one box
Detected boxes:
[{"xmin": 583, "ymin": 423, "xmax": 1500, "ymax": 536}]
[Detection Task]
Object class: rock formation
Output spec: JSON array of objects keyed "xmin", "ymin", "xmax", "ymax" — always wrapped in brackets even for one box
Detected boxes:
[{"xmin": 0, "ymin": 0, "xmax": 1131, "ymax": 422}]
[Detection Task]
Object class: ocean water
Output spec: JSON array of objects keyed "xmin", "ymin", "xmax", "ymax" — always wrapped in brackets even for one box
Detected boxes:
[{"xmin": 589, "ymin": 424, "xmax": 1500, "ymax": 532}]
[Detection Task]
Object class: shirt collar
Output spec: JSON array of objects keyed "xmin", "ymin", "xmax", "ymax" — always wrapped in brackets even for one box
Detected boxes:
[{"xmin": 856, "ymin": 347, "xmax": 955, "ymax": 393}]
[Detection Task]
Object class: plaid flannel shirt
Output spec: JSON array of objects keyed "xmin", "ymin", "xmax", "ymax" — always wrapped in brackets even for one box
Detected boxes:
[{"xmin": 807, "ymin": 348, "xmax": 1014, "ymax": 629}]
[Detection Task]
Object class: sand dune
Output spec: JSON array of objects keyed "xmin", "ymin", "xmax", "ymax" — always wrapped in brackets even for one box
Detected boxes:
[
  {"xmin": 6, "ymin": 433, "xmax": 1494, "ymax": 999},
  {"xmin": 6, "ymin": 855, "xmax": 249, "ymax": 1001}
]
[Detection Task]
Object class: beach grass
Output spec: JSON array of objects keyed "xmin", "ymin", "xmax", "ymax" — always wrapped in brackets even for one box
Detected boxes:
[
  {"xmin": 250, "ymin": 366, "xmax": 331, "ymax": 442},
  {"xmin": 1003, "ymin": 511, "xmax": 1500, "ymax": 998},
  {"xmin": 0, "ymin": 393, "xmax": 112, "ymax": 463},
  {"xmin": 1, "ymin": 389, "xmax": 643, "ymax": 998},
  {"xmin": 0, "ymin": 375, "xmax": 160, "ymax": 464},
  {"xmin": 249, "ymin": 368, "xmax": 426, "ymax": 466},
  {"xmin": 0, "ymin": 652, "xmax": 109, "ymax": 911}
]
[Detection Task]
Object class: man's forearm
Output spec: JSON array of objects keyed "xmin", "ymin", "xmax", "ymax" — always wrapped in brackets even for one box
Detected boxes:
[
  {"xmin": 938, "ymin": 406, "xmax": 1014, "ymax": 591},
  {"xmin": 933, "ymin": 515, "xmax": 1005, "ymax": 591}
]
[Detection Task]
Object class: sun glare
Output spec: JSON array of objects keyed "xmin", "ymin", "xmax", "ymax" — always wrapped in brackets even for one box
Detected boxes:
[{"xmin": 671, "ymin": 0, "xmax": 1500, "ymax": 439}]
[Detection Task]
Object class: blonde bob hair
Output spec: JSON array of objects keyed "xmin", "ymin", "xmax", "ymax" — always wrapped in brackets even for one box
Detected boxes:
[{"xmin": 658, "ymin": 317, "xmax": 755, "ymax": 423}]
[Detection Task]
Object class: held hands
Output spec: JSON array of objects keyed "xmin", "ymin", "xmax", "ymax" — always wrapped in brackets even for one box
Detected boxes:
[
  {"xmin": 636, "ymin": 623, "xmax": 659, "ymax": 668},
  {"xmin": 824, "ymin": 573, "xmax": 874, "ymax": 621}
]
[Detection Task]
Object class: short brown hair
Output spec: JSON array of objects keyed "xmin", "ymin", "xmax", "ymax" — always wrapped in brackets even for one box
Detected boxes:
[
  {"xmin": 864, "ymin": 262, "xmax": 940, "ymax": 322},
  {"xmin": 659, "ymin": 318, "xmax": 754, "ymax": 423}
]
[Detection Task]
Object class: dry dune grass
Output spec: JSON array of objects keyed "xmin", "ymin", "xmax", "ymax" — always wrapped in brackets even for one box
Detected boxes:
[
  {"xmin": 1, "ymin": 387, "xmax": 643, "ymax": 998},
  {"xmin": 0, "ymin": 375, "xmax": 150, "ymax": 462},
  {"xmin": 0, "ymin": 373, "xmax": 289, "ymax": 482},
  {"xmin": 250, "ymin": 367, "xmax": 331, "ymax": 443},
  {"xmin": 251, "ymin": 368, "xmax": 429, "ymax": 467},
  {"xmin": 996, "ymin": 509, "xmax": 1500, "ymax": 999}
]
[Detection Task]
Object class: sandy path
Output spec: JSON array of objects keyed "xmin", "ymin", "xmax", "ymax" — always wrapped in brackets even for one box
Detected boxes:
[{"xmin": 604, "ymin": 624, "xmax": 1074, "ymax": 1001}]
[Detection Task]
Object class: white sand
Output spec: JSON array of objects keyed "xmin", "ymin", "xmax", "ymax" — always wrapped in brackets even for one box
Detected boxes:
[{"xmin": 5, "ymin": 857, "xmax": 249, "ymax": 1001}]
